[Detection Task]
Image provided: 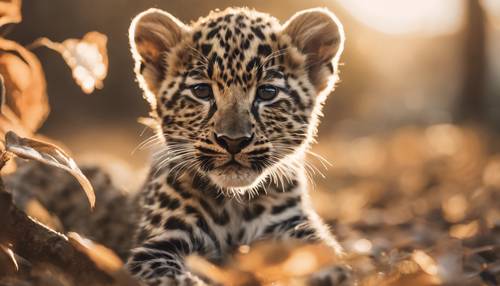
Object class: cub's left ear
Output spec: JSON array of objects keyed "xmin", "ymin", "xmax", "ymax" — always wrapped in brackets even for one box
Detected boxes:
[
  {"xmin": 129, "ymin": 8, "xmax": 188, "ymax": 96},
  {"xmin": 282, "ymin": 8, "xmax": 345, "ymax": 92}
]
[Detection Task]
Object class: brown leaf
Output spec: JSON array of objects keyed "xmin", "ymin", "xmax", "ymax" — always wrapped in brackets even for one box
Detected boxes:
[
  {"xmin": 5, "ymin": 131, "xmax": 95, "ymax": 208},
  {"xmin": 25, "ymin": 199, "xmax": 64, "ymax": 232},
  {"xmin": 33, "ymin": 31, "xmax": 108, "ymax": 94},
  {"xmin": 0, "ymin": 244, "xmax": 18, "ymax": 273},
  {"xmin": 67, "ymin": 233, "xmax": 140, "ymax": 286},
  {"xmin": 0, "ymin": 38, "xmax": 49, "ymax": 133},
  {"xmin": 186, "ymin": 255, "xmax": 259, "ymax": 286},
  {"xmin": 0, "ymin": 106, "xmax": 31, "ymax": 138},
  {"xmin": 0, "ymin": 0, "xmax": 21, "ymax": 27},
  {"xmin": 67, "ymin": 232, "xmax": 123, "ymax": 274}
]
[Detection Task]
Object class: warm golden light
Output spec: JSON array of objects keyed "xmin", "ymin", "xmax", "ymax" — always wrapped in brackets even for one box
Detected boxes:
[
  {"xmin": 337, "ymin": 0, "xmax": 465, "ymax": 35},
  {"xmin": 482, "ymin": 0, "xmax": 500, "ymax": 26}
]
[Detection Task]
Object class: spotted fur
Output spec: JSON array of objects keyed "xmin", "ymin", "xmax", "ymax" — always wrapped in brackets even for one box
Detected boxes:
[{"xmin": 127, "ymin": 7, "xmax": 345, "ymax": 285}]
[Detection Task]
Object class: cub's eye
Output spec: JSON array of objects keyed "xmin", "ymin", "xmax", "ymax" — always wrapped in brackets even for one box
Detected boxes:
[
  {"xmin": 256, "ymin": 85, "xmax": 279, "ymax": 101},
  {"xmin": 190, "ymin": 84, "xmax": 213, "ymax": 100}
]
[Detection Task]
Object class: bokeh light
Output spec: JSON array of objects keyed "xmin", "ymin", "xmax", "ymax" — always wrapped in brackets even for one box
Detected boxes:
[{"xmin": 337, "ymin": 0, "xmax": 465, "ymax": 35}]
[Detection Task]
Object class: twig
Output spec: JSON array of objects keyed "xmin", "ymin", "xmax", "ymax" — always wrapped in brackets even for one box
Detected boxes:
[{"xmin": 0, "ymin": 189, "xmax": 113, "ymax": 286}]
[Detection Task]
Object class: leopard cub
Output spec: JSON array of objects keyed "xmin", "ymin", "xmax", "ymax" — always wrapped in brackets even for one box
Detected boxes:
[{"xmin": 127, "ymin": 6, "xmax": 345, "ymax": 285}]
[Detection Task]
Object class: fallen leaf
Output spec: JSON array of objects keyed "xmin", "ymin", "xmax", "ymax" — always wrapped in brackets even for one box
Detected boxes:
[
  {"xmin": 186, "ymin": 255, "xmax": 258, "ymax": 286},
  {"xmin": 25, "ymin": 199, "xmax": 64, "ymax": 232},
  {"xmin": 4, "ymin": 131, "xmax": 95, "ymax": 208},
  {"xmin": 412, "ymin": 250, "xmax": 440, "ymax": 283},
  {"xmin": 0, "ymin": 106, "xmax": 32, "ymax": 138},
  {"xmin": 0, "ymin": 243, "xmax": 18, "ymax": 273},
  {"xmin": 0, "ymin": 37, "xmax": 49, "ymax": 133},
  {"xmin": 67, "ymin": 232, "xmax": 123, "ymax": 274},
  {"xmin": 0, "ymin": 0, "xmax": 21, "ymax": 27}
]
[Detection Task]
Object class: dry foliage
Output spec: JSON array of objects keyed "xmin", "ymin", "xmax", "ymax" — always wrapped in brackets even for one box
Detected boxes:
[
  {"xmin": 0, "ymin": 0, "xmax": 21, "ymax": 27},
  {"xmin": 30, "ymin": 32, "xmax": 109, "ymax": 94},
  {"xmin": 0, "ymin": 2, "xmax": 498, "ymax": 286},
  {"xmin": 4, "ymin": 131, "xmax": 95, "ymax": 208},
  {"xmin": 183, "ymin": 125, "xmax": 500, "ymax": 286},
  {"xmin": 0, "ymin": 37, "xmax": 48, "ymax": 135},
  {"xmin": 0, "ymin": 1, "xmax": 123, "ymax": 286}
]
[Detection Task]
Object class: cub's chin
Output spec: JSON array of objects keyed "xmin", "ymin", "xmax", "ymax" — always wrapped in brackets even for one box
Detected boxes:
[{"xmin": 208, "ymin": 165, "xmax": 261, "ymax": 190}]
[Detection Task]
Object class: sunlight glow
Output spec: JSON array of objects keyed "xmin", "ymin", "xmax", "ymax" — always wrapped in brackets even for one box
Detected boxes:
[
  {"xmin": 282, "ymin": 250, "xmax": 318, "ymax": 275},
  {"xmin": 482, "ymin": 0, "xmax": 500, "ymax": 28},
  {"xmin": 412, "ymin": 250, "xmax": 439, "ymax": 277},
  {"xmin": 352, "ymin": 238, "xmax": 372, "ymax": 254},
  {"xmin": 337, "ymin": 0, "xmax": 465, "ymax": 35},
  {"xmin": 64, "ymin": 41, "xmax": 106, "ymax": 93}
]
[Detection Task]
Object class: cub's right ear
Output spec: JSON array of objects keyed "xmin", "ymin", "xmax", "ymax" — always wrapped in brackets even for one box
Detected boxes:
[{"xmin": 129, "ymin": 8, "xmax": 187, "ymax": 96}]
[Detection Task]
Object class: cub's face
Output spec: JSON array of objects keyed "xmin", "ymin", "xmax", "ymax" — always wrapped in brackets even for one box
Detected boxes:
[{"xmin": 130, "ymin": 7, "xmax": 344, "ymax": 192}]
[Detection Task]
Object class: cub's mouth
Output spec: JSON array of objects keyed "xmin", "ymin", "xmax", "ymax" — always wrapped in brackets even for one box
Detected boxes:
[
  {"xmin": 208, "ymin": 159, "xmax": 262, "ymax": 189},
  {"xmin": 218, "ymin": 158, "xmax": 244, "ymax": 169}
]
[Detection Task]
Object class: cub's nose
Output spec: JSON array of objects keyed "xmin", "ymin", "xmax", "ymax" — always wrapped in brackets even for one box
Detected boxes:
[{"xmin": 214, "ymin": 132, "xmax": 254, "ymax": 154}]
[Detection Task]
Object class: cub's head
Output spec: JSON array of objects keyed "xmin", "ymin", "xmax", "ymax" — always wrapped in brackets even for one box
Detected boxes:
[{"xmin": 130, "ymin": 7, "xmax": 344, "ymax": 192}]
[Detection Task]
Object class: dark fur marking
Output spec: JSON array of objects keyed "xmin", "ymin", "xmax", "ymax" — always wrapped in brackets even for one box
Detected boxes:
[
  {"xmin": 159, "ymin": 192, "xmax": 181, "ymax": 210},
  {"xmin": 193, "ymin": 31, "xmax": 202, "ymax": 41},
  {"xmin": 164, "ymin": 217, "xmax": 194, "ymax": 235},
  {"xmin": 143, "ymin": 239, "xmax": 191, "ymax": 256},
  {"xmin": 264, "ymin": 215, "xmax": 304, "ymax": 234},
  {"xmin": 271, "ymin": 197, "xmax": 299, "ymax": 214},
  {"xmin": 184, "ymin": 205, "xmax": 221, "ymax": 251},
  {"xmin": 201, "ymin": 44, "xmax": 213, "ymax": 56},
  {"xmin": 257, "ymin": 44, "xmax": 272, "ymax": 56},
  {"xmin": 250, "ymin": 26, "xmax": 265, "ymax": 40},
  {"xmin": 243, "ymin": 204, "xmax": 265, "ymax": 221}
]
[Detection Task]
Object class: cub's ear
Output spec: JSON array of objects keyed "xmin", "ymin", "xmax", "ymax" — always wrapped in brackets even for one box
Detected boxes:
[
  {"xmin": 129, "ymin": 8, "xmax": 188, "ymax": 96},
  {"xmin": 282, "ymin": 8, "xmax": 345, "ymax": 92}
]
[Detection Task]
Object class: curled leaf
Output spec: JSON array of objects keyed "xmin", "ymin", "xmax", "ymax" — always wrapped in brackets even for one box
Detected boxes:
[
  {"xmin": 0, "ymin": 38, "xmax": 49, "ymax": 133},
  {"xmin": 5, "ymin": 131, "xmax": 95, "ymax": 208},
  {"xmin": 32, "ymin": 31, "xmax": 108, "ymax": 94},
  {"xmin": 0, "ymin": 0, "xmax": 21, "ymax": 27},
  {"xmin": 0, "ymin": 244, "xmax": 18, "ymax": 273}
]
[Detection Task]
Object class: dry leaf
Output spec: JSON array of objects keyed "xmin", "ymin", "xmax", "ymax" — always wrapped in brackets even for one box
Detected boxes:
[
  {"xmin": 412, "ymin": 250, "xmax": 440, "ymax": 284},
  {"xmin": 0, "ymin": 0, "xmax": 21, "ymax": 27},
  {"xmin": 67, "ymin": 232, "xmax": 123, "ymax": 274},
  {"xmin": 67, "ymin": 232, "xmax": 141, "ymax": 286},
  {"xmin": 0, "ymin": 244, "xmax": 18, "ymax": 273},
  {"xmin": 0, "ymin": 106, "xmax": 32, "ymax": 138},
  {"xmin": 0, "ymin": 38, "xmax": 49, "ymax": 133},
  {"xmin": 4, "ymin": 131, "xmax": 95, "ymax": 208},
  {"xmin": 25, "ymin": 199, "xmax": 64, "ymax": 232},
  {"xmin": 32, "ymin": 31, "xmax": 108, "ymax": 94},
  {"xmin": 186, "ymin": 255, "xmax": 258, "ymax": 286}
]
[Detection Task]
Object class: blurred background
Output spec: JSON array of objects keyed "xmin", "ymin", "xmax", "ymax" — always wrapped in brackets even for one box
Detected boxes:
[
  {"xmin": 7, "ymin": 0, "xmax": 500, "ymax": 166},
  {"xmin": 4, "ymin": 1, "xmax": 500, "ymax": 284}
]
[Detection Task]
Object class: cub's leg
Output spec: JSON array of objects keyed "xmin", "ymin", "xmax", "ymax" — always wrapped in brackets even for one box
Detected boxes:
[
  {"xmin": 127, "ymin": 231, "xmax": 209, "ymax": 286},
  {"xmin": 126, "ymin": 196, "xmax": 220, "ymax": 286}
]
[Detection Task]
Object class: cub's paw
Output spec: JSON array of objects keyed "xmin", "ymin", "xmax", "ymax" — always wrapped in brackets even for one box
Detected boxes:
[
  {"xmin": 179, "ymin": 272, "xmax": 224, "ymax": 286},
  {"xmin": 142, "ymin": 273, "xmax": 210, "ymax": 286},
  {"xmin": 308, "ymin": 265, "xmax": 354, "ymax": 286}
]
